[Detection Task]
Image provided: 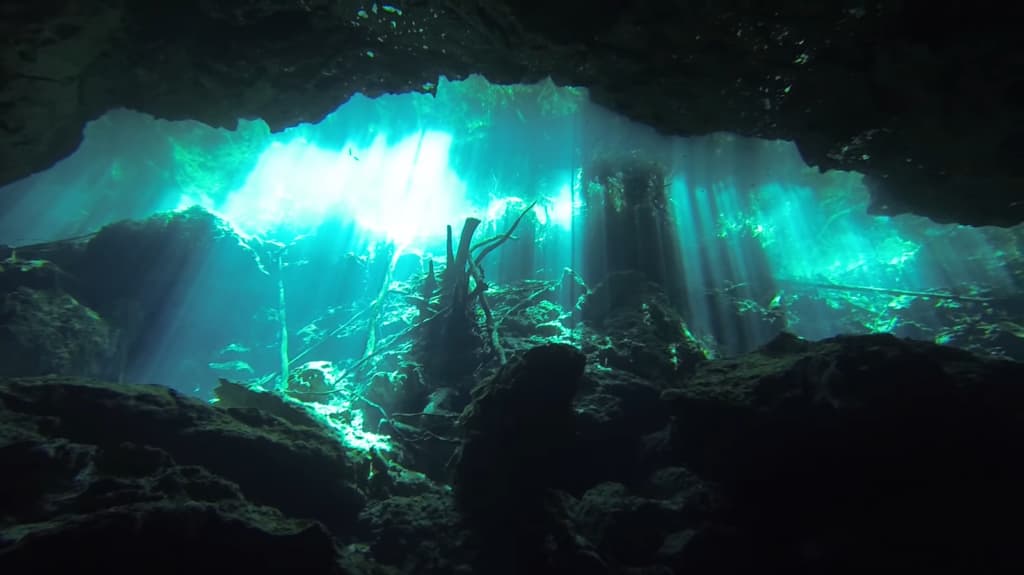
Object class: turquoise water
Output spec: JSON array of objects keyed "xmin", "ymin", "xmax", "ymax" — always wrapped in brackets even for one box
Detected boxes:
[{"xmin": 2, "ymin": 75, "xmax": 1020, "ymax": 393}]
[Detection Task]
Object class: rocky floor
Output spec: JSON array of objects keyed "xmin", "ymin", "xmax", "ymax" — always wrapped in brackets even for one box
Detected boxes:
[{"xmin": 2, "ymin": 331, "xmax": 1022, "ymax": 574}]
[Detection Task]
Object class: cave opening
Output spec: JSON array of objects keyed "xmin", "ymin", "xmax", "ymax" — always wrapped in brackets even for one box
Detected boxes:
[{"xmin": 0, "ymin": 74, "xmax": 1021, "ymax": 402}]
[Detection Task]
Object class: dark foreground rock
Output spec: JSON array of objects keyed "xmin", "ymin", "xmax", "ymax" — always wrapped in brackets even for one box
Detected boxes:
[
  {"xmin": 660, "ymin": 332, "xmax": 1024, "ymax": 573},
  {"xmin": 452, "ymin": 344, "xmax": 596, "ymax": 574},
  {"xmin": 1, "ymin": 500, "xmax": 344, "ymax": 574},
  {"xmin": 2, "ymin": 334, "xmax": 1023, "ymax": 574},
  {"xmin": 0, "ymin": 375, "xmax": 367, "ymax": 573}
]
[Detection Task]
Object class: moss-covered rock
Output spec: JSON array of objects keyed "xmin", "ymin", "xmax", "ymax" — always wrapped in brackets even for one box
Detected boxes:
[
  {"xmin": 0, "ymin": 376, "xmax": 366, "ymax": 533},
  {"xmin": 581, "ymin": 271, "xmax": 706, "ymax": 383},
  {"xmin": 0, "ymin": 287, "xmax": 113, "ymax": 378}
]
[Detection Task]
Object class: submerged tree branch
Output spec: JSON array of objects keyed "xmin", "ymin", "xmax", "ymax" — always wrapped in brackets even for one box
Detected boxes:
[{"xmin": 473, "ymin": 200, "xmax": 537, "ymax": 268}]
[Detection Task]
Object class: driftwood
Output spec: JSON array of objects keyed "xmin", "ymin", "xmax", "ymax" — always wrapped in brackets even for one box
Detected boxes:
[
  {"xmin": 279, "ymin": 201, "xmax": 550, "ymax": 425},
  {"xmin": 472, "ymin": 201, "xmax": 537, "ymax": 270},
  {"xmin": 337, "ymin": 200, "xmax": 540, "ymax": 387},
  {"xmin": 442, "ymin": 217, "xmax": 482, "ymax": 310},
  {"xmin": 364, "ymin": 247, "xmax": 402, "ymax": 359},
  {"xmin": 776, "ymin": 278, "xmax": 992, "ymax": 303}
]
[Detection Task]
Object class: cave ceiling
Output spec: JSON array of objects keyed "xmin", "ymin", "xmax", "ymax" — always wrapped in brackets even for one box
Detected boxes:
[{"xmin": 2, "ymin": 0, "xmax": 1022, "ymax": 226}]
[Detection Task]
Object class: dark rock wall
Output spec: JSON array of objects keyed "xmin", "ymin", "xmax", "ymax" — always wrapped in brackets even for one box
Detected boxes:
[{"xmin": 2, "ymin": 1, "xmax": 1022, "ymax": 226}]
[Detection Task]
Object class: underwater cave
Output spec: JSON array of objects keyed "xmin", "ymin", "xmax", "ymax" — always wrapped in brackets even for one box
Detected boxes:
[
  {"xmin": 3, "ymin": 76, "xmax": 1021, "ymax": 395},
  {"xmin": 1, "ymin": 2, "xmax": 1023, "ymax": 574}
]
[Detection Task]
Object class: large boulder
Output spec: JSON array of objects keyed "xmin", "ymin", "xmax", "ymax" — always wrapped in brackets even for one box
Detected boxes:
[
  {"xmin": 661, "ymin": 332, "xmax": 1024, "ymax": 572},
  {"xmin": 0, "ymin": 376, "xmax": 367, "ymax": 537},
  {"xmin": 0, "ymin": 286, "xmax": 113, "ymax": 378},
  {"xmin": 452, "ymin": 343, "xmax": 596, "ymax": 574},
  {"xmin": 453, "ymin": 343, "xmax": 586, "ymax": 514}
]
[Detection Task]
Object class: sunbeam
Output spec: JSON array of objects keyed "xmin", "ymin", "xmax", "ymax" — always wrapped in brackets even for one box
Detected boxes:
[{"xmin": 1, "ymin": 75, "xmax": 1021, "ymax": 397}]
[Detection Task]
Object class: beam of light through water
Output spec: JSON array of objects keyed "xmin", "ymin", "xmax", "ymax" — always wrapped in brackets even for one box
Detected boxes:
[
  {"xmin": 0, "ymin": 76, "xmax": 1021, "ymax": 395},
  {"xmin": 214, "ymin": 129, "xmax": 470, "ymax": 246}
]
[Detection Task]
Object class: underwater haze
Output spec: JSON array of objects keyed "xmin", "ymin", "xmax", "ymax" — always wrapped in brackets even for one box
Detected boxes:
[{"xmin": 1, "ymin": 75, "xmax": 1021, "ymax": 397}]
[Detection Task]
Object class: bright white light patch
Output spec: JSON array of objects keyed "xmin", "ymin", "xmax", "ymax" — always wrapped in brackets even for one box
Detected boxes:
[
  {"xmin": 546, "ymin": 181, "xmax": 578, "ymax": 230},
  {"xmin": 219, "ymin": 130, "xmax": 468, "ymax": 244}
]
